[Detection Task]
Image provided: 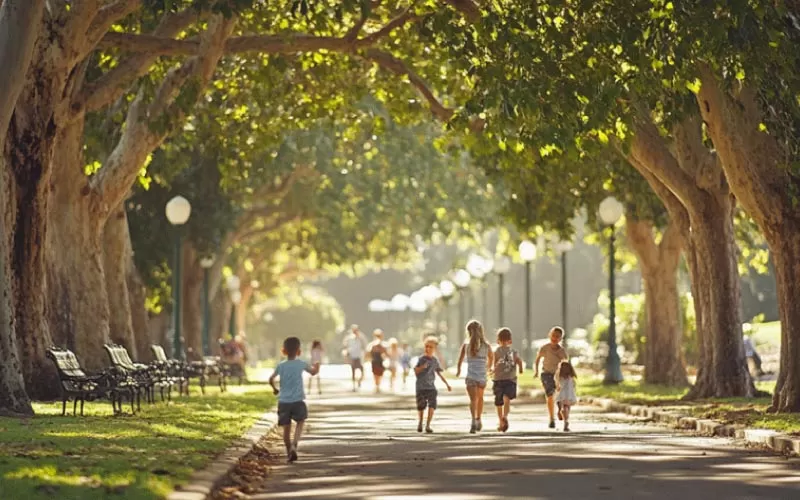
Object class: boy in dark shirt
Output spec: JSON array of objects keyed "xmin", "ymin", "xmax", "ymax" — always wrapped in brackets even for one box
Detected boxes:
[{"xmin": 414, "ymin": 336, "xmax": 452, "ymax": 433}]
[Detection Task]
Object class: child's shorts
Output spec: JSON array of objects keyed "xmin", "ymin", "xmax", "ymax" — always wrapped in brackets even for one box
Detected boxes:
[
  {"xmin": 416, "ymin": 389, "xmax": 438, "ymax": 410},
  {"xmin": 492, "ymin": 379, "xmax": 517, "ymax": 406},
  {"xmin": 540, "ymin": 372, "xmax": 557, "ymax": 396},
  {"xmin": 277, "ymin": 401, "xmax": 308, "ymax": 426}
]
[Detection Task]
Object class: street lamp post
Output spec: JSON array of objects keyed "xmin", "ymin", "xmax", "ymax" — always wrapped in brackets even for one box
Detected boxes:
[
  {"xmin": 519, "ymin": 240, "xmax": 537, "ymax": 365},
  {"xmin": 165, "ymin": 195, "xmax": 192, "ymax": 359},
  {"xmin": 467, "ymin": 254, "xmax": 491, "ymax": 322},
  {"xmin": 599, "ymin": 196, "xmax": 625, "ymax": 385},
  {"xmin": 199, "ymin": 256, "xmax": 214, "ymax": 356},
  {"xmin": 554, "ymin": 240, "xmax": 574, "ymax": 340},
  {"xmin": 453, "ymin": 269, "xmax": 471, "ymax": 343},
  {"xmin": 440, "ymin": 280, "xmax": 455, "ymax": 359},
  {"xmin": 226, "ymin": 275, "xmax": 241, "ymax": 340},
  {"xmin": 493, "ymin": 256, "xmax": 511, "ymax": 329}
]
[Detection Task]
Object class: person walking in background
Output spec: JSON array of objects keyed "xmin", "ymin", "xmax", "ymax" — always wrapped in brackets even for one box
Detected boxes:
[
  {"xmin": 400, "ymin": 342, "xmax": 412, "ymax": 388},
  {"xmin": 269, "ymin": 337, "xmax": 320, "ymax": 463},
  {"xmin": 343, "ymin": 325, "xmax": 367, "ymax": 391},
  {"xmin": 743, "ymin": 335, "xmax": 766, "ymax": 377},
  {"xmin": 308, "ymin": 339, "xmax": 324, "ymax": 395},
  {"xmin": 534, "ymin": 326, "xmax": 569, "ymax": 429},
  {"xmin": 414, "ymin": 336, "xmax": 452, "ymax": 433},
  {"xmin": 387, "ymin": 338, "xmax": 401, "ymax": 391},
  {"xmin": 368, "ymin": 329, "xmax": 389, "ymax": 393},
  {"xmin": 555, "ymin": 360, "xmax": 578, "ymax": 432},
  {"xmin": 492, "ymin": 328, "xmax": 523, "ymax": 432},
  {"xmin": 456, "ymin": 320, "xmax": 494, "ymax": 434}
]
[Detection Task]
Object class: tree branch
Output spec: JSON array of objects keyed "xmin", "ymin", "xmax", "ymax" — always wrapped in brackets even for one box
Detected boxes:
[
  {"xmin": 442, "ymin": 0, "xmax": 481, "ymax": 22},
  {"xmin": 354, "ymin": 8, "xmax": 417, "ymax": 47},
  {"xmin": 75, "ymin": 7, "xmax": 198, "ymax": 115},
  {"xmin": 237, "ymin": 213, "xmax": 303, "ymax": 243},
  {"xmin": 81, "ymin": 0, "xmax": 143, "ymax": 60},
  {"xmin": 362, "ymin": 48, "xmax": 455, "ymax": 122},
  {"xmin": 671, "ymin": 114, "xmax": 724, "ymax": 193},
  {"xmin": 625, "ymin": 218, "xmax": 660, "ymax": 271}
]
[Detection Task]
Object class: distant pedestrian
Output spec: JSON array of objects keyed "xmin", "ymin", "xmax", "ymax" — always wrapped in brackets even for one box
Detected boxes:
[
  {"xmin": 534, "ymin": 326, "xmax": 569, "ymax": 429},
  {"xmin": 269, "ymin": 337, "xmax": 320, "ymax": 463},
  {"xmin": 387, "ymin": 338, "xmax": 401, "ymax": 391},
  {"xmin": 555, "ymin": 360, "xmax": 578, "ymax": 432},
  {"xmin": 400, "ymin": 342, "xmax": 412, "ymax": 387},
  {"xmin": 415, "ymin": 336, "xmax": 452, "ymax": 433},
  {"xmin": 342, "ymin": 325, "xmax": 367, "ymax": 391},
  {"xmin": 492, "ymin": 328, "xmax": 523, "ymax": 432},
  {"xmin": 743, "ymin": 335, "xmax": 765, "ymax": 377},
  {"xmin": 308, "ymin": 339, "xmax": 324, "ymax": 395},
  {"xmin": 368, "ymin": 329, "xmax": 389, "ymax": 393},
  {"xmin": 456, "ymin": 320, "xmax": 494, "ymax": 433}
]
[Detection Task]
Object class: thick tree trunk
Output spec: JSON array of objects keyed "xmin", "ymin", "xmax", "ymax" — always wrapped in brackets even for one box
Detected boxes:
[
  {"xmin": 236, "ymin": 283, "xmax": 254, "ymax": 336},
  {"xmin": 45, "ymin": 120, "xmax": 110, "ymax": 371},
  {"xmin": 128, "ymin": 261, "xmax": 152, "ymax": 362},
  {"xmin": 684, "ymin": 194, "xmax": 752, "ymax": 399},
  {"xmin": 103, "ymin": 204, "xmax": 136, "ymax": 357},
  {"xmin": 211, "ymin": 291, "xmax": 232, "ymax": 352},
  {"xmin": 626, "ymin": 219, "xmax": 687, "ymax": 386},
  {"xmin": 148, "ymin": 312, "xmax": 171, "ymax": 352},
  {"xmin": 765, "ymin": 224, "xmax": 800, "ymax": 411},
  {"xmin": 181, "ymin": 244, "xmax": 203, "ymax": 360}
]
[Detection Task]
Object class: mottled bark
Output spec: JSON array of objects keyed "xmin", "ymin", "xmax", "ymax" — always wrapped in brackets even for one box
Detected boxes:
[
  {"xmin": 103, "ymin": 204, "xmax": 136, "ymax": 356},
  {"xmin": 181, "ymin": 243, "xmax": 203, "ymax": 359},
  {"xmin": 626, "ymin": 219, "xmax": 688, "ymax": 386},
  {"xmin": 128, "ymin": 261, "xmax": 152, "ymax": 362}
]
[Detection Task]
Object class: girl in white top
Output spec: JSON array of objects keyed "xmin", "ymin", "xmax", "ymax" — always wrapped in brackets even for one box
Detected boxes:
[
  {"xmin": 387, "ymin": 338, "xmax": 401, "ymax": 391},
  {"xmin": 308, "ymin": 340, "xmax": 324, "ymax": 395},
  {"xmin": 555, "ymin": 360, "xmax": 578, "ymax": 431},
  {"xmin": 456, "ymin": 320, "xmax": 494, "ymax": 434}
]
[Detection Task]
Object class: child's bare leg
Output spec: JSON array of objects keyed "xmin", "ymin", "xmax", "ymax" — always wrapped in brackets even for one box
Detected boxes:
[
  {"xmin": 546, "ymin": 395, "xmax": 556, "ymax": 421},
  {"xmin": 282, "ymin": 424, "xmax": 293, "ymax": 454},
  {"xmin": 476, "ymin": 387, "xmax": 485, "ymax": 420},
  {"xmin": 417, "ymin": 409, "xmax": 424, "ymax": 428},
  {"xmin": 466, "ymin": 385, "xmax": 477, "ymax": 419},
  {"xmin": 293, "ymin": 421, "xmax": 305, "ymax": 448},
  {"xmin": 495, "ymin": 404, "xmax": 503, "ymax": 426},
  {"xmin": 563, "ymin": 404, "xmax": 571, "ymax": 428},
  {"xmin": 503, "ymin": 395, "xmax": 511, "ymax": 419},
  {"xmin": 426, "ymin": 407, "xmax": 435, "ymax": 429}
]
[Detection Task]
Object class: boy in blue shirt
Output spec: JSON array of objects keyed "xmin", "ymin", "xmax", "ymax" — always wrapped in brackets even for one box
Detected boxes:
[
  {"xmin": 269, "ymin": 337, "xmax": 320, "ymax": 463},
  {"xmin": 414, "ymin": 336, "xmax": 452, "ymax": 433}
]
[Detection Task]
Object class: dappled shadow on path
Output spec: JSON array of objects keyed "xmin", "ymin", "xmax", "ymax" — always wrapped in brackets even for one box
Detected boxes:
[{"xmin": 217, "ymin": 390, "xmax": 800, "ymax": 500}]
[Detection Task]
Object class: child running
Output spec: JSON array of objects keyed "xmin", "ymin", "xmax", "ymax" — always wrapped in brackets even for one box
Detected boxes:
[
  {"xmin": 456, "ymin": 319, "xmax": 494, "ymax": 433},
  {"xmin": 555, "ymin": 360, "xmax": 578, "ymax": 431},
  {"xmin": 415, "ymin": 336, "xmax": 452, "ymax": 433},
  {"xmin": 400, "ymin": 343, "xmax": 412, "ymax": 387},
  {"xmin": 492, "ymin": 328, "xmax": 523, "ymax": 432},
  {"xmin": 534, "ymin": 326, "xmax": 569, "ymax": 429},
  {"xmin": 308, "ymin": 339, "xmax": 324, "ymax": 395},
  {"xmin": 269, "ymin": 337, "xmax": 321, "ymax": 463}
]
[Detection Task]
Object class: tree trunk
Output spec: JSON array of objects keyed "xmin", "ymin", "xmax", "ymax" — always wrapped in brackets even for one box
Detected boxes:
[
  {"xmin": 684, "ymin": 193, "xmax": 752, "ymax": 398},
  {"xmin": 148, "ymin": 312, "xmax": 171, "ymax": 352},
  {"xmin": 626, "ymin": 219, "xmax": 687, "ymax": 386},
  {"xmin": 211, "ymin": 291, "xmax": 232, "ymax": 352},
  {"xmin": 236, "ymin": 283, "xmax": 254, "ymax": 337},
  {"xmin": 768, "ymin": 224, "xmax": 800, "ymax": 411},
  {"xmin": 45, "ymin": 120, "xmax": 110, "ymax": 372},
  {"xmin": 103, "ymin": 204, "xmax": 136, "ymax": 357},
  {"xmin": 181, "ymin": 244, "xmax": 203, "ymax": 360},
  {"xmin": 128, "ymin": 261, "xmax": 152, "ymax": 362}
]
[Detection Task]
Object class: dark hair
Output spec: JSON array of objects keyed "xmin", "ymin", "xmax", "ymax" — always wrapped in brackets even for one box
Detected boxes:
[
  {"xmin": 556, "ymin": 360, "xmax": 577, "ymax": 379},
  {"xmin": 311, "ymin": 339, "xmax": 322, "ymax": 349},
  {"xmin": 283, "ymin": 337, "xmax": 301, "ymax": 356},
  {"xmin": 497, "ymin": 328, "xmax": 512, "ymax": 343},
  {"xmin": 550, "ymin": 326, "xmax": 565, "ymax": 338}
]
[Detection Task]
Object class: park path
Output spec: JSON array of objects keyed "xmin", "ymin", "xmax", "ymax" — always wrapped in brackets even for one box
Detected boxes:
[{"xmin": 224, "ymin": 380, "xmax": 800, "ymax": 500}]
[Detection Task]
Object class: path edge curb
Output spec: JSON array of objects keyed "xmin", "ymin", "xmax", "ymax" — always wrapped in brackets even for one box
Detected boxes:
[
  {"xmin": 166, "ymin": 412, "xmax": 279, "ymax": 500},
  {"xmin": 581, "ymin": 396, "xmax": 800, "ymax": 456}
]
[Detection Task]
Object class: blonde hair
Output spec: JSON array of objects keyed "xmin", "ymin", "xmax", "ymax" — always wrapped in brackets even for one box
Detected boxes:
[
  {"xmin": 466, "ymin": 319, "xmax": 489, "ymax": 357},
  {"xmin": 423, "ymin": 335, "xmax": 439, "ymax": 346}
]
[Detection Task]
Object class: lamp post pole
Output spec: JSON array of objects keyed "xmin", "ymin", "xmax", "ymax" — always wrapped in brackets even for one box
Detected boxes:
[
  {"xmin": 524, "ymin": 260, "xmax": 532, "ymax": 363},
  {"xmin": 561, "ymin": 250, "xmax": 568, "ymax": 339},
  {"xmin": 165, "ymin": 196, "xmax": 191, "ymax": 360},
  {"xmin": 599, "ymin": 196, "xmax": 624, "ymax": 385},
  {"xmin": 200, "ymin": 257, "xmax": 214, "ymax": 356},
  {"xmin": 498, "ymin": 273, "xmax": 505, "ymax": 328}
]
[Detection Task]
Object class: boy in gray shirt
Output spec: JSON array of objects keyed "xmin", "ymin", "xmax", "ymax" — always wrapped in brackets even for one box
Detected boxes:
[
  {"xmin": 492, "ymin": 328, "xmax": 523, "ymax": 432},
  {"xmin": 414, "ymin": 336, "xmax": 452, "ymax": 433}
]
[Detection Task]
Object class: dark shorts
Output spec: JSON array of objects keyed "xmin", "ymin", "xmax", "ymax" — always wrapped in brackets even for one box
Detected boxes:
[
  {"xmin": 277, "ymin": 401, "xmax": 308, "ymax": 426},
  {"xmin": 492, "ymin": 379, "xmax": 517, "ymax": 406},
  {"xmin": 541, "ymin": 372, "xmax": 556, "ymax": 396},
  {"xmin": 416, "ymin": 389, "xmax": 438, "ymax": 410},
  {"xmin": 372, "ymin": 363, "xmax": 385, "ymax": 376},
  {"xmin": 349, "ymin": 358, "xmax": 363, "ymax": 371}
]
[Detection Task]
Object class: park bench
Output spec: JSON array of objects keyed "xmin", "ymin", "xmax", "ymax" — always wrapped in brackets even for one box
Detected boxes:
[
  {"xmin": 46, "ymin": 347, "xmax": 133, "ymax": 416},
  {"xmin": 151, "ymin": 345, "xmax": 189, "ymax": 396},
  {"xmin": 104, "ymin": 343, "xmax": 161, "ymax": 411}
]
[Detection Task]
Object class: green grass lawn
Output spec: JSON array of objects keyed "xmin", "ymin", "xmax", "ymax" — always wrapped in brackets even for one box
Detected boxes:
[
  {"xmin": 0, "ymin": 384, "xmax": 275, "ymax": 500},
  {"xmin": 749, "ymin": 320, "xmax": 781, "ymax": 347},
  {"xmin": 578, "ymin": 376, "xmax": 799, "ymax": 434}
]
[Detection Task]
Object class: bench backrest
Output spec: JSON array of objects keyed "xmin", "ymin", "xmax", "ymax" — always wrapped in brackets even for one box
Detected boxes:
[
  {"xmin": 151, "ymin": 345, "xmax": 168, "ymax": 362},
  {"xmin": 46, "ymin": 348, "xmax": 88, "ymax": 379},
  {"xmin": 104, "ymin": 344, "xmax": 136, "ymax": 370}
]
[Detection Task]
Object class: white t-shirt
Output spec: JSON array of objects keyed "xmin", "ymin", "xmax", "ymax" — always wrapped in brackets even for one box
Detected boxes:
[{"xmin": 345, "ymin": 335, "xmax": 365, "ymax": 359}]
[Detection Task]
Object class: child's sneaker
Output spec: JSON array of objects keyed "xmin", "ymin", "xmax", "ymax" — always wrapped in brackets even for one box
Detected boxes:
[
  {"xmin": 288, "ymin": 448, "xmax": 298, "ymax": 463},
  {"xmin": 417, "ymin": 423, "xmax": 423, "ymax": 433},
  {"xmin": 470, "ymin": 420, "xmax": 477, "ymax": 434},
  {"xmin": 476, "ymin": 419, "xmax": 483, "ymax": 431},
  {"xmin": 564, "ymin": 423, "xmax": 570, "ymax": 432},
  {"xmin": 425, "ymin": 427, "xmax": 433, "ymax": 433},
  {"xmin": 549, "ymin": 420, "xmax": 556, "ymax": 429}
]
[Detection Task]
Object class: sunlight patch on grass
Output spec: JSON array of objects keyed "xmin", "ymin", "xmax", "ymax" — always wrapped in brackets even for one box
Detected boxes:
[{"xmin": 0, "ymin": 384, "xmax": 275, "ymax": 500}]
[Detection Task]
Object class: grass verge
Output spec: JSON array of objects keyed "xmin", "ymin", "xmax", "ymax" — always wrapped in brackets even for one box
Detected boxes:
[
  {"xmin": 0, "ymin": 384, "xmax": 275, "ymax": 500},
  {"xmin": 578, "ymin": 376, "xmax": 799, "ymax": 434}
]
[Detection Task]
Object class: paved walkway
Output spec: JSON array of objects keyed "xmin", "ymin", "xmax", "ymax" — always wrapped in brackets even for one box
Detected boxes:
[{"xmin": 237, "ymin": 385, "xmax": 800, "ymax": 500}]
